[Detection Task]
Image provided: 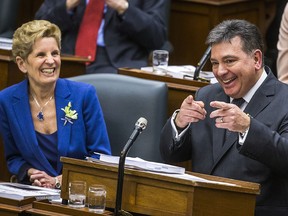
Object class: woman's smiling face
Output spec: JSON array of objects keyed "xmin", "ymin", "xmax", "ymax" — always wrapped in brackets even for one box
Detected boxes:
[{"xmin": 16, "ymin": 37, "xmax": 61, "ymax": 88}]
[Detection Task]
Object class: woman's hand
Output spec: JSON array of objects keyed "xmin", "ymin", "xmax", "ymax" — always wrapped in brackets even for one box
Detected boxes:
[{"xmin": 28, "ymin": 168, "xmax": 61, "ymax": 188}]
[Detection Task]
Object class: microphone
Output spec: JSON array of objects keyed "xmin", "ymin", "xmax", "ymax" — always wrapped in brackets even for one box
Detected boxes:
[
  {"xmin": 114, "ymin": 117, "xmax": 148, "ymax": 216},
  {"xmin": 193, "ymin": 46, "xmax": 211, "ymax": 81}
]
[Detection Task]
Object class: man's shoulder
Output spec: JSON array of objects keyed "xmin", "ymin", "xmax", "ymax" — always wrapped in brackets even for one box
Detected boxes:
[{"xmin": 198, "ymin": 82, "xmax": 222, "ymax": 95}]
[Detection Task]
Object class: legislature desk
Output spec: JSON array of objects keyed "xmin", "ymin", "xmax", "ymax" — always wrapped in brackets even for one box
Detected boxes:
[
  {"xmin": 26, "ymin": 200, "xmax": 113, "ymax": 216},
  {"xmin": 60, "ymin": 157, "xmax": 260, "ymax": 216},
  {"xmin": 0, "ymin": 197, "xmax": 113, "ymax": 216},
  {"xmin": 0, "ymin": 196, "xmax": 34, "ymax": 216},
  {"xmin": 118, "ymin": 68, "xmax": 209, "ymax": 117}
]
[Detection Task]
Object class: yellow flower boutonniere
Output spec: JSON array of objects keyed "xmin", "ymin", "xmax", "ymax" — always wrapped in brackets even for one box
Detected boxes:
[{"xmin": 61, "ymin": 102, "xmax": 78, "ymax": 125}]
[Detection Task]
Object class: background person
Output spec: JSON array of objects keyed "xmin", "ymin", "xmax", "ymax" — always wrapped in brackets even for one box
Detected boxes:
[
  {"xmin": 35, "ymin": 0, "xmax": 169, "ymax": 74},
  {"xmin": 277, "ymin": 3, "xmax": 288, "ymax": 83},
  {"xmin": 160, "ymin": 19, "xmax": 288, "ymax": 216},
  {"xmin": 0, "ymin": 20, "xmax": 111, "ymax": 188}
]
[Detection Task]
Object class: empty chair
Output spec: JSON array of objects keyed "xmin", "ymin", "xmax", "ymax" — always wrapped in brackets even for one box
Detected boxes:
[{"xmin": 68, "ymin": 74, "xmax": 168, "ymax": 162}]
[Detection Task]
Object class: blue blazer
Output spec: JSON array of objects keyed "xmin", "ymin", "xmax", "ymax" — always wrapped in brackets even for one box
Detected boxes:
[
  {"xmin": 160, "ymin": 68, "xmax": 288, "ymax": 216},
  {"xmin": 0, "ymin": 78, "xmax": 111, "ymax": 178}
]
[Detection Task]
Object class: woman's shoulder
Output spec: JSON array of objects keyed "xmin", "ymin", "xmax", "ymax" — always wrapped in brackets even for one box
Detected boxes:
[
  {"xmin": 58, "ymin": 78, "xmax": 95, "ymax": 90},
  {"xmin": 0, "ymin": 80, "xmax": 27, "ymax": 99}
]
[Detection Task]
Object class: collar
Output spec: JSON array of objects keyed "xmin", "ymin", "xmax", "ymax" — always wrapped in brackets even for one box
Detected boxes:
[{"xmin": 230, "ymin": 68, "xmax": 267, "ymax": 105}]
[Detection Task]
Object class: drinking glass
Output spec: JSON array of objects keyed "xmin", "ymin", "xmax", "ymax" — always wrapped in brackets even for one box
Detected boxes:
[
  {"xmin": 152, "ymin": 50, "xmax": 169, "ymax": 75},
  {"xmin": 88, "ymin": 184, "xmax": 106, "ymax": 213},
  {"xmin": 68, "ymin": 181, "xmax": 86, "ymax": 208}
]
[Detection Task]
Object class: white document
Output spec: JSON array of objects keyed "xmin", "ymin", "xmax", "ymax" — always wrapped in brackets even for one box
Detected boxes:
[
  {"xmin": 0, "ymin": 37, "xmax": 12, "ymax": 50},
  {"xmin": 0, "ymin": 182, "xmax": 61, "ymax": 200},
  {"xmin": 87, "ymin": 154, "xmax": 235, "ymax": 187},
  {"xmin": 158, "ymin": 173, "xmax": 236, "ymax": 186},
  {"xmin": 141, "ymin": 65, "xmax": 217, "ymax": 83},
  {"xmin": 86, "ymin": 153, "xmax": 186, "ymax": 174}
]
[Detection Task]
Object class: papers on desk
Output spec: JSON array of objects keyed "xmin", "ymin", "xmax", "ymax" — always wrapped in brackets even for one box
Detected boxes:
[
  {"xmin": 0, "ymin": 37, "xmax": 12, "ymax": 50},
  {"xmin": 87, "ymin": 154, "xmax": 236, "ymax": 187},
  {"xmin": 158, "ymin": 173, "xmax": 236, "ymax": 187},
  {"xmin": 0, "ymin": 182, "xmax": 61, "ymax": 201},
  {"xmin": 141, "ymin": 65, "xmax": 217, "ymax": 84},
  {"xmin": 86, "ymin": 153, "xmax": 185, "ymax": 174}
]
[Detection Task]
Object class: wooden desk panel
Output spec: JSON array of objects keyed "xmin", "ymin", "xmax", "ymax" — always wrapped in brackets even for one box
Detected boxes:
[
  {"xmin": 169, "ymin": 0, "xmax": 270, "ymax": 69},
  {"xmin": 61, "ymin": 157, "xmax": 260, "ymax": 216},
  {"xmin": 26, "ymin": 200, "xmax": 113, "ymax": 216},
  {"xmin": 0, "ymin": 197, "xmax": 34, "ymax": 216}
]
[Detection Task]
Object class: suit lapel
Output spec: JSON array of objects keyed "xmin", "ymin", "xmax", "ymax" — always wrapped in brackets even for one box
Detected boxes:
[
  {"xmin": 12, "ymin": 80, "xmax": 53, "ymax": 171},
  {"xmin": 212, "ymin": 92, "xmax": 229, "ymax": 162},
  {"xmin": 12, "ymin": 79, "xmax": 74, "ymax": 174},
  {"xmin": 55, "ymin": 79, "xmax": 72, "ymax": 173},
  {"xmin": 104, "ymin": 6, "xmax": 114, "ymax": 27},
  {"xmin": 245, "ymin": 68, "xmax": 276, "ymax": 118},
  {"xmin": 210, "ymin": 71, "xmax": 276, "ymax": 174}
]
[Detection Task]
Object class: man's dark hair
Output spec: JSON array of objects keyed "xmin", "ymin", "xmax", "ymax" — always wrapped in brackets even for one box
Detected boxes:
[{"xmin": 206, "ymin": 19, "xmax": 264, "ymax": 55}]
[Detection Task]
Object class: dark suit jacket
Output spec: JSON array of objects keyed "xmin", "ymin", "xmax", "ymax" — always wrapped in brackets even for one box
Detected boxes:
[
  {"xmin": 0, "ymin": 79, "xmax": 111, "ymax": 178},
  {"xmin": 160, "ymin": 68, "xmax": 288, "ymax": 216},
  {"xmin": 35, "ymin": 0, "xmax": 168, "ymax": 69}
]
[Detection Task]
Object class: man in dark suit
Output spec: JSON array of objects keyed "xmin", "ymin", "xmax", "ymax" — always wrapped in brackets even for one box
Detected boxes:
[
  {"xmin": 35, "ymin": 0, "xmax": 168, "ymax": 74},
  {"xmin": 160, "ymin": 19, "xmax": 288, "ymax": 216}
]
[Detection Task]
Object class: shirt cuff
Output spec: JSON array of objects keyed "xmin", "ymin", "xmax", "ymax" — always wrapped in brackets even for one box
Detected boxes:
[
  {"xmin": 171, "ymin": 109, "xmax": 190, "ymax": 142},
  {"xmin": 238, "ymin": 127, "xmax": 250, "ymax": 145}
]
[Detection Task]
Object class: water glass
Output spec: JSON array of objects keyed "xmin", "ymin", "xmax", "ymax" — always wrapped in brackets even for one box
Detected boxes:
[
  {"xmin": 68, "ymin": 181, "xmax": 86, "ymax": 208},
  {"xmin": 152, "ymin": 50, "xmax": 169, "ymax": 75},
  {"xmin": 88, "ymin": 185, "xmax": 106, "ymax": 213}
]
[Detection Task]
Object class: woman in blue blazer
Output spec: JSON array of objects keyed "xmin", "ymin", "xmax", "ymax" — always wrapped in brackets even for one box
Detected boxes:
[{"xmin": 0, "ymin": 20, "xmax": 111, "ymax": 188}]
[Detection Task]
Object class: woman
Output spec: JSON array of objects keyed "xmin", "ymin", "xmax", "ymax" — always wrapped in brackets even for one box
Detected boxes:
[{"xmin": 0, "ymin": 20, "xmax": 111, "ymax": 188}]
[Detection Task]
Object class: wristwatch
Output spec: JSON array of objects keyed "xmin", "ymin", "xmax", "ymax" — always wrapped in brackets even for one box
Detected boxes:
[{"xmin": 54, "ymin": 177, "xmax": 61, "ymax": 189}]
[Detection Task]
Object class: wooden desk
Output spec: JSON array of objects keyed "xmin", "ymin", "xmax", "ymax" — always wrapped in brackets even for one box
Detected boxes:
[
  {"xmin": 0, "ymin": 49, "xmax": 88, "ymax": 182},
  {"xmin": 26, "ymin": 200, "xmax": 113, "ymax": 216},
  {"xmin": 61, "ymin": 157, "xmax": 260, "ymax": 216},
  {"xmin": 0, "ymin": 197, "xmax": 113, "ymax": 216},
  {"xmin": 0, "ymin": 197, "xmax": 34, "ymax": 216},
  {"xmin": 169, "ymin": 0, "xmax": 274, "ymax": 68},
  {"xmin": 118, "ymin": 68, "xmax": 209, "ymax": 116}
]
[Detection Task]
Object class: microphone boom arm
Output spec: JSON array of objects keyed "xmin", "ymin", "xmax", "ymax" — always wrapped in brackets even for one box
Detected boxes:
[
  {"xmin": 193, "ymin": 46, "xmax": 211, "ymax": 81},
  {"xmin": 114, "ymin": 117, "xmax": 147, "ymax": 216}
]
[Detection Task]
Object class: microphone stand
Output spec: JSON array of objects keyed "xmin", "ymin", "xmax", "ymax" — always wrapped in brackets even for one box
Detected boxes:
[
  {"xmin": 114, "ymin": 118, "xmax": 147, "ymax": 216},
  {"xmin": 193, "ymin": 46, "xmax": 211, "ymax": 81}
]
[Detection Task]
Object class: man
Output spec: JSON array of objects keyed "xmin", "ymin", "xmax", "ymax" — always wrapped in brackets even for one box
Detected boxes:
[
  {"xmin": 35, "ymin": 0, "xmax": 168, "ymax": 74},
  {"xmin": 160, "ymin": 19, "xmax": 288, "ymax": 216}
]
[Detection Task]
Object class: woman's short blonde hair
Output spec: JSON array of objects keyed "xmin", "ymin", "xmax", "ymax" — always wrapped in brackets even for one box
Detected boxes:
[{"xmin": 12, "ymin": 20, "xmax": 61, "ymax": 62}]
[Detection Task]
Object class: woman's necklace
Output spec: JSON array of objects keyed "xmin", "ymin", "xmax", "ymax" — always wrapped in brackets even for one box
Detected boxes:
[{"xmin": 31, "ymin": 94, "xmax": 54, "ymax": 121}]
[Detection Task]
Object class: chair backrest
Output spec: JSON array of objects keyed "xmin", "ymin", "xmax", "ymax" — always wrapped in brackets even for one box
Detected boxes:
[
  {"xmin": 0, "ymin": 0, "xmax": 20, "ymax": 38},
  {"xmin": 68, "ymin": 74, "xmax": 168, "ymax": 162}
]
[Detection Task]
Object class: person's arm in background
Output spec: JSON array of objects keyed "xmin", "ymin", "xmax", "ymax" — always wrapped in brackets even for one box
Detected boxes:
[
  {"xmin": 277, "ymin": 3, "xmax": 288, "ymax": 83},
  {"xmin": 107, "ymin": 0, "xmax": 168, "ymax": 50},
  {"xmin": 35, "ymin": 0, "xmax": 82, "ymax": 32}
]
